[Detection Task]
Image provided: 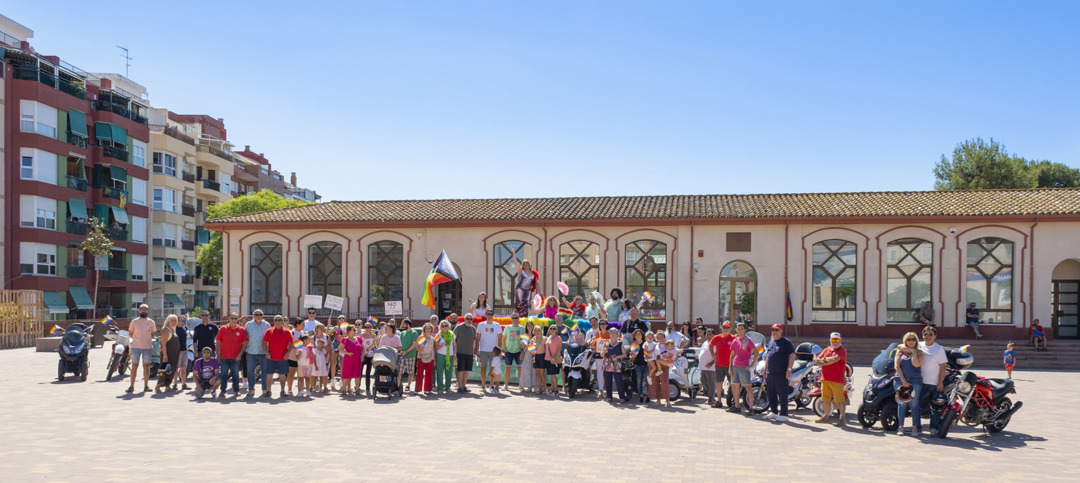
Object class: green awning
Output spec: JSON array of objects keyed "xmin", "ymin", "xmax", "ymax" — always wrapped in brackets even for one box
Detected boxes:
[
  {"xmin": 165, "ymin": 294, "xmax": 185, "ymax": 307},
  {"xmin": 166, "ymin": 259, "xmax": 187, "ymax": 276},
  {"xmin": 111, "ymin": 124, "xmax": 127, "ymax": 145},
  {"xmin": 69, "ymin": 285, "xmax": 94, "ymax": 310},
  {"xmin": 44, "ymin": 291, "xmax": 70, "ymax": 314},
  {"xmin": 110, "ymin": 206, "xmax": 128, "ymax": 223},
  {"xmin": 68, "ymin": 198, "xmax": 89, "ymax": 220},
  {"xmin": 68, "ymin": 109, "xmax": 88, "ymax": 137},
  {"xmin": 94, "ymin": 122, "xmax": 112, "ymax": 141},
  {"xmin": 92, "ymin": 204, "xmax": 109, "ymax": 223},
  {"xmin": 109, "ymin": 165, "xmax": 126, "ymax": 182}
]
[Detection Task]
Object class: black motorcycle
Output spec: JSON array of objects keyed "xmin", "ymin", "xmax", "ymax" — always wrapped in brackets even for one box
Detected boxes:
[
  {"xmin": 58, "ymin": 323, "xmax": 93, "ymax": 381},
  {"xmin": 937, "ymin": 369, "xmax": 1023, "ymax": 438},
  {"xmin": 857, "ymin": 343, "xmax": 970, "ymax": 431}
]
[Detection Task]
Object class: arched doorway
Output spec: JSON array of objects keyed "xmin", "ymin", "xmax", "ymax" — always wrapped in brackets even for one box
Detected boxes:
[
  {"xmin": 438, "ymin": 262, "xmax": 463, "ymax": 320},
  {"xmin": 719, "ymin": 261, "xmax": 757, "ymax": 329},
  {"xmin": 1051, "ymin": 259, "xmax": 1080, "ymax": 339}
]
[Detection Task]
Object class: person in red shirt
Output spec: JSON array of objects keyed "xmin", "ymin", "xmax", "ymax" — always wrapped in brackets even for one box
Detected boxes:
[
  {"xmin": 814, "ymin": 332, "xmax": 849, "ymax": 426},
  {"xmin": 214, "ymin": 313, "xmax": 249, "ymax": 397},
  {"xmin": 708, "ymin": 321, "xmax": 737, "ymax": 408},
  {"xmin": 261, "ymin": 315, "xmax": 296, "ymax": 398}
]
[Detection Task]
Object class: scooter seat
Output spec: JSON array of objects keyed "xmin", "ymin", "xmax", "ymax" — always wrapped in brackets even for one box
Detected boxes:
[{"xmin": 987, "ymin": 378, "xmax": 1014, "ymax": 399}]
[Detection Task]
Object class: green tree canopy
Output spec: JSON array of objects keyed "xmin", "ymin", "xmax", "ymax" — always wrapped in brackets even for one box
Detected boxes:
[
  {"xmin": 934, "ymin": 137, "xmax": 1078, "ymax": 190},
  {"xmin": 196, "ymin": 190, "xmax": 312, "ymax": 280}
]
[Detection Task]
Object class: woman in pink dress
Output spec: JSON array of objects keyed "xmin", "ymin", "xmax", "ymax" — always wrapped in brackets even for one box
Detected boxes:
[{"xmin": 339, "ymin": 326, "xmax": 363, "ymax": 396}]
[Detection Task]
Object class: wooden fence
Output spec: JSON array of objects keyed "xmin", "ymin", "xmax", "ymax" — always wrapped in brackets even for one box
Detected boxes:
[{"xmin": 0, "ymin": 290, "xmax": 44, "ymax": 349}]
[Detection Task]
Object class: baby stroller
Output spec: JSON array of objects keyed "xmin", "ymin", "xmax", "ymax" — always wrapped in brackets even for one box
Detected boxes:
[{"xmin": 371, "ymin": 346, "xmax": 401, "ymax": 400}]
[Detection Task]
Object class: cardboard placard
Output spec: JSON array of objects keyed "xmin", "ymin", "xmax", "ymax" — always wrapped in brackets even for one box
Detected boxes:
[
  {"xmin": 384, "ymin": 300, "xmax": 402, "ymax": 315},
  {"xmin": 303, "ymin": 294, "xmax": 324, "ymax": 309},
  {"xmin": 324, "ymin": 294, "xmax": 344, "ymax": 311}
]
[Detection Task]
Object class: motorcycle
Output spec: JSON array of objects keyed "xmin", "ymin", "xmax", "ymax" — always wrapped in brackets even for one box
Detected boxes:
[
  {"xmin": 808, "ymin": 362, "xmax": 856, "ymax": 418},
  {"xmin": 937, "ymin": 369, "xmax": 1023, "ymax": 438},
  {"xmin": 562, "ymin": 344, "xmax": 595, "ymax": 399},
  {"xmin": 856, "ymin": 343, "xmax": 968, "ymax": 431},
  {"xmin": 741, "ymin": 342, "xmax": 820, "ymax": 413},
  {"xmin": 105, "ymin": 325, "xmax": 130, "ymax": 381},
  {"xmin": 58, "ymin": 323, "xmax": 93, "ymax": 381}
]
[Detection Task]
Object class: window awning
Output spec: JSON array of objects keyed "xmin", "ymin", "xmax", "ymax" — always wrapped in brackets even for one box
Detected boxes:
[
  {"xmin": 109, "ymin": 165, "xmax": 126, "ymax": 182},
  {"xmin": 92, "ymin": 204, "xmax": 110, "ymax": 223},
  {"xmin": 111, "ymin": 125, "xmax": 127, "ymax": 145},
  {"xmin": 166, "ymin": 258, "xmax": 187, "ymax": 276},
  {"xmin": 69, "ymin": 285, "xmax": 94, "ymax": 310},
  {"xmin": 208, "ymin": 291, "xmax": 219, "ymax": 297},
  {"xmin": 68, "ymin": 109, "xmax": 89, "ymax": 137},
  {"xmin": 44, "ymin": 291, "xmax": 70, "ymax": 314},
  {"xmin": 196, "ymin": 226, "xmax": 210, "ymax": 244},
  {"xmin": 68, "ymin": 198, "xmax": 89, "ymax": 220},
  {"xmin": 165, "ymin": 293, "xmax": 185, "ymax": 307},
  {"xmin": 110, "ymin": 206, "xmax": 128, "ymax": 223},
  {"xmin": 94, "ymin": 122, "xmax": 113, "ymax": 142}
]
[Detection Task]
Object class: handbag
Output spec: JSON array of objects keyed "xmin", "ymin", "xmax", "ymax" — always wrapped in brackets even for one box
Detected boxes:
[{"xmin": 551, "ymin": 349, "xmax": 564, "ymax": 365}]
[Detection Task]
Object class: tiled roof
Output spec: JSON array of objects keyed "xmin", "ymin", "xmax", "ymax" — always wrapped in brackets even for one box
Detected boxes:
[{"xmin": 210, "ymin": 189, "xmax": 1080, "ymax": 225}]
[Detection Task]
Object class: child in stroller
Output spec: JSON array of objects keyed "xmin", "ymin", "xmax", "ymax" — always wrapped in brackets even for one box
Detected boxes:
[{"xmin": 371, "ymin": 346, "xmax": 402, "ymax": 399}]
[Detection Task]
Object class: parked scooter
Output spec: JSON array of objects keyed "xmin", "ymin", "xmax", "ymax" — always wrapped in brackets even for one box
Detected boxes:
[
  {"xmin": 746, "ymin": 342, "xmax": 821, "ymax": 413},
  {"xmin": 856, "ymin": 343, "xmax": 969, "ymax": 431},
  {"xmin": 105, "ymin": 325, "xmax": 130, "ymax": 381},
  {"xmin": 669, "ymin": 347, "xmax": 702, "ymax": 402},
  {"xmin": 58, "ymin": 323, "xmax": 93, "ymax": 381},
  {"xmin": 562, "ymin": 344, "xmax": 595, "ymax": 399}
]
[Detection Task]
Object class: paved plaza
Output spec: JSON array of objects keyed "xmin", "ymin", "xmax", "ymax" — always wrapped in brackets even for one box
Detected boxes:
[{"xmin": 1, "ymin": 346, "xmax": 1074, "ymax": 482}]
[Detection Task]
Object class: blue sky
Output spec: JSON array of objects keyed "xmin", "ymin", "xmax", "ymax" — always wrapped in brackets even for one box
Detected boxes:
[{"xmin": 8, "ymin": 1, "xmax": 1078, "ymax": 201}]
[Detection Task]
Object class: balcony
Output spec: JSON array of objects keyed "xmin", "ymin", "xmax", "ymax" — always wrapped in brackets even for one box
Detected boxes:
[
  {"xmin": 67, "ymin": 132, "xmax": 88, "ymax": 149},
  {"xmin": 152, "ymin": 238, "xmax": 176, "ymax": 248},
  {"xmin": 201, "ymin": 179, "xmax": 221, "ymax": 192},
  {"xmin": 67, "ymin": 176, "xmax": 88, "ymax": 191},
  {"xmin": 201, "ymin": 276, "xmax": 220, "ymax": 286},
  {"xmin": 152, "ymin": 124, "xmax": 196, "ymax": 145},
  {"xmin": 102, "ymin": 268, "xmax": 128, "ymax": 280},
  {"xmin": 66, "ymin": 220, "xmax": 88, "ymax": 235},
  {"xmin": 66, "ymin": 265, "xmax": 87, "ymax": 278},
  {"xmin": 12, "ymin": 64, "xmax": 87, "ymax": 100},
  {"xmin": 107, "ymin": 227, "xmax": 128, "ymax": 241},
  {"xmin": 102, "ymin": 145, "xmax": 129, "ymax": 162},
  {"xmin": 181, "ymin": 171, "xmax": 196, "ymax": 183},
  {"xmin": 181, "ymin": 204, "xmax": 196, "ymax": 217},
  {"xmin": 102, "ymin": 186, "xmax": 123, "ymax": 200},
  {"xmin": 196, "ymin": 144, "xmax": 234, "ymax": 163},
  {"xmin": 92, "ymin": 101, "xmax": 148, "ymax": 126},
  {"xmin": 181, "ymin": 240, "xmax": 196, "ymax": 251},
  {"xmin": 181, "ymin": 274, "xmax": 196, "ymax": 284}
]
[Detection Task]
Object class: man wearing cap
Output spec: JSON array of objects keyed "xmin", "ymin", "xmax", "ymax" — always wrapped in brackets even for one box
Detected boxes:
[
  {"xmin": 126, "ymin": 304, "xmax": 157, "ymax": 393},
  {"xmin": 763, "ymin": 324, "xmax": 796, "ymax": 422},
  {"xmin": 815, "ymin": 332, "xmax": 848, "ymax": 426},
  {"xmin": 192, "ymin": 347, "xmax": 221, "ymax": 399},
  {"xmin": 709, "ymin": 321, "xmax": 735, "ymax": 408}
]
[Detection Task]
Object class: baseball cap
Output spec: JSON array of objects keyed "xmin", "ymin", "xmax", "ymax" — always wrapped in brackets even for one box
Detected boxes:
[
  {"xmin": 721, "ymin": 321, "xmax": 731, "ymax": 328},
  {"xmin": 139, "ymin": 304, "xmax": 149, "ymax": 309},
  {"xmin": 770, "ymin": 324, "xmax": 783, "ymax": 330},
  {"xmin": 830, "ymin": 332, "xmax": 842, "ymax": 340}
]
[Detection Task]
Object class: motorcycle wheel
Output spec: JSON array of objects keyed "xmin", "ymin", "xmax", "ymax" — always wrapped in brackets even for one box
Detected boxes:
[
  {"xmin": 985, "ymin": 398, "xmax": 1013, "ymax": 433},
  {"xmin": 80, "ymin": 360, "xmax": 88, "ymax": 381},
  {"xmin": 937, "ymin": 408, "xmax": 958, "ymax": 438},
  {"xmin": 857, "ymin": 402, "xmax": 878, "ymax": 428},
  {"xmin": 119, "ymin": 354, "xmax": 128, "ymax": 377},
  {"xmin": 880, "ymin": 401, "xmax": 899, "ymax": 431},
  {"xmin": 812, "ymin": 397, "xmax": 824, "ymax": 418},
  {"xmin": 58, "ymin": 360, "xmax": 65, "ymax": 382},
  {"xmin": 751, "ymin": 384, "xmax": 769, "ymax": 413},
  {"xmin": 106, "ymin": 353, "xmax": 117, "ymax": 381},
  {"xmin": 568, "ymin": 378, "xmax": 579, "ymax": 399},
  {"xmin": 669, "ymin": 382, "xmax": 681, "ymax": 401}
]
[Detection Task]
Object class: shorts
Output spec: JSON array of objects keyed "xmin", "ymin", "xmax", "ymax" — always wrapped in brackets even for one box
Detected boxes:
[
  {"xmin": 478, "ymin": 351, "xmax": 494, "ymax": 369},
  {"xmin": 456, "ymin": 354, "xmax": 474, "ymax": 372},
  {"xmin": 401, "ymin": 357, "xmax": 416, "ymax": 375},
  {"xmin": 504, "ymin": 351, "xmax": 521, "ymax": 366},
  {"xmin": 130, "ymin": 348, "xmax": 153, "ymax": 365},
  {"xmin": 821, "ymin": 380, "xmax": 846, "ymax": 404},
  {"xmin": 265, "ymin": 359, "xmax": 289, "ymax": 375},
  {"xmin": 730, "ymin": 366, "xmax": 752, "ymax": 385},
  {"xmin": 1004, "ymin": 363, "xmax": 1014, "ymax": 371},
  {"xmin": 288, "ymin": 360, "xmax": 298, "ymax": 368},
  {"xmin": 177, "ymin": 350, "xmax": 189, "ymax": 368},
  {"xmin": 534, "ymin": 358, "xmax": 547, "ymax": 371},
  {"xmin": 545, "ymin": 359, "xmax": 559, "ymax": 375}
]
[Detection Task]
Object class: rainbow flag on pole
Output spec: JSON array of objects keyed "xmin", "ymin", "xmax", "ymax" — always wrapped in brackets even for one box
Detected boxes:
[
  {"xmin": 421, "ymin": 250, "xmax": 460, "ymax": 309},
  {"xmin": 50, "ymin": 325, "xmax": 64, "ymax": 335},
  {"xmin": 785, "ymin": 284, "xmax": 793, "ymax": 322},
  {"xmin": 100, "ymin": 315, "xmax": 113, "ymax": 325}
]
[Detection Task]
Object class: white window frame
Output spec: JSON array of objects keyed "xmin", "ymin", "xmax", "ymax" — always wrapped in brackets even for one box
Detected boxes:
[
  {"xmin": 18, "ymin": 148, "xmax": 58, "ymax": 184},
  {"xmin": 20, "ymin": 155, "xmax": 34, "ymax": 180},
  {"xmin": 131, "ymin": 140, "xmax": 147, "ymax": 168},
  {"xmin": 153, "ymin": 188, "xmax": 176, "ymax": 212},
  {"xmin": 163, "ymin": 260, "xmax": 176, "ymax": 283},
  {"xmin": 19, "ymin": 195, "xmax": 56, "ymax": 230},
  {"xmin": 36, "ymin": 102, "xmax": 58, "ymax": 139},
  {"xmin": 130, "ymin": 178, "xmax": 147, "ymax": 205},
  {"xmin": 20, "ymin": 242, "xmax": 56, "ymax": 276},
  {"xmin": 20, "ymin": 100, "xmax": 35, "ymax": 133},
  {"xmin": 131, "ymin": 255, "xmax": 146, "ymax": 282},
  {"xmin": 154, "ymin": 152, "xmax": 177, "ymax": 177},
  {"xmin": 131, "ymin": 216, "xmax": 147, "ymax": 244}
]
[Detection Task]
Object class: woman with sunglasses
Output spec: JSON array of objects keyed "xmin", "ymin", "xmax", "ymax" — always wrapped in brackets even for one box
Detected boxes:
[{"xmin": 893, "ymin": 332, "xmax": 924, "ymax": 436}]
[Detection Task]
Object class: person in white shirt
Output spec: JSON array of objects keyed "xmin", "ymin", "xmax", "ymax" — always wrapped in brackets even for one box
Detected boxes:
[
  {"xmin": 697, "ymin": 328, "xmax": 717, "ymax": 405},
  {"xmin": 474, "ymin": 317, "xmax": 503, "ymax": 393},
  {"xmin": 664, "ymin": 321, "xmax": 687, "ymax": 349},
  {"xmin": 302, "ymin": 308, "xmax": 320, "ymax": 332},
  {"xmin": 918, "ymin": 325, "xmax": 948, "ymax": 431}
]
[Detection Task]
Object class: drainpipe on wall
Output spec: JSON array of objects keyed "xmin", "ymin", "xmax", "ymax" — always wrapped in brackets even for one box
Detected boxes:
[
  {"xmin": 689, "ymin": 222, "xmax": 694, "ymax": 324},
  {"xmin": 1030, "ymin": 218, "xmax": 1038, "ymax": 327}
]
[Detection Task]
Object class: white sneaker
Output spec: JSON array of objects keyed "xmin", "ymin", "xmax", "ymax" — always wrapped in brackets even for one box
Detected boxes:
[
  {"xmin": 764, "ymin": 413, "xmax": 777, "ymax": 420},
  {"xmin": 776, "ymin": 415, "xmax": 788, "ymax": 422},
  {"xmin": 897, "ymin": 428, "xmax": 906, "ymax": 436},
  {"xmin": 911, "ymin": 427, "xmax": 919, "ymax": 436}
]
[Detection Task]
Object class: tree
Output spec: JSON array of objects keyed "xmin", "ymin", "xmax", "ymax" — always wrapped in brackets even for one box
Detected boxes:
[
  {"xmin": 81, "ymin": 217, "xmax": 114, "ymax": 322},
  {"xmin": 197, "ymin": 190, "xmax": 312, "ymax": 280},
  {"xmin": 933, "ymin": 138, "xmax": 1036, "ymax": 190},
  {"xmin": 1030, "ymin": 160, "xmax": 1080, "ymax": 188}
]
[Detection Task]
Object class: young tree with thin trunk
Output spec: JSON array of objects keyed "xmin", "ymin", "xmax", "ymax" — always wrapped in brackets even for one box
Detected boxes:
[{"xmin": 81, "ymin": 217, "xmax": 113, "ymax": 322}]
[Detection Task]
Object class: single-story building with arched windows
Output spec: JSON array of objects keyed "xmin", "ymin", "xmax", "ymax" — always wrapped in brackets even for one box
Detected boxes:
[{"xmin": 205, "ymin": 188, "xmax": 1080, "ymax": 340}]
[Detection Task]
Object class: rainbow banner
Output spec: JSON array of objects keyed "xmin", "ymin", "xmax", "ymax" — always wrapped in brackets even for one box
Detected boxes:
[
  {"xmin": 50, "ymin": 325, "xmax": 64, "ymax": 335},
  {"xmin": 338, "ymin": 321, "xmax": 349, "ymax": 330},
  {"xmin": 100, "ymin": 315, "xmax": 113, "ymax": 325},
  {"xmin": 557, "ymin": 307, "xmax": 573, "ymax": 318},
  {"xmin": 293, "ymin": 340, "xmax": 304, "ymax": 349},
  {"xmin": 367, "ymin": 316, "xmax": 379, "ymax": 324},
  {"xmin": 421, "ymin": 250, "xmax": 461, "ymax": 309},
  {"xmin": 433, "ymin": 333, "xmax": 442, "ymax": 343}
]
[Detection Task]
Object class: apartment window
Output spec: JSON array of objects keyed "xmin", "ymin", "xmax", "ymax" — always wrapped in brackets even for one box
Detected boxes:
[
  {"xmin": 152, "ymin": 152, "xmax": 177, "ymax": 176},
  {"xmin": 153, "ymin": 188, "xmax": 176, "ymax": 212},
  {"xmin": 153, "ymin": 223, "xmax": 178, "ymax": 247},
  {"xmin": 163, "ymin": 260, "xmax": 176, "ymax": 283},
  {"xmin": 131, "ymin": 216, "xmax": 147, "ymax": 244},
  {"xmin": 18, "ymin": 148, "xmax": 58, "ymax": 184},
  {"xmin": 20, "ymin": 243, "xmax": 57, "ymax": 276},
  {"xmin": 131, "ymin": 141, "xmax": 147, "ymax": 168},
  {"xmin": 19, "ymin": 195, "xmax": 57, "ymax": 230},
  {"xmin": 21, "ymin": 156, "xmax": 34, "ymax": 180},
  {"xmin": 130, "ymin": 178, "xmax": 146, "ymax": 205},
  {"xmin": 20, "ymin": 101, "xmax": 57, "ymax": 138},
  {"xmin": 131, "ymin": 255, "xmax": 146, "ymax": 281}
]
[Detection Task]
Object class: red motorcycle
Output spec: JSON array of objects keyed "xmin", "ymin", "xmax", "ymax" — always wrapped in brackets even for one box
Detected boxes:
[{"xmin": 937, "ymin": 370, "xmax": 1023, "ymax": 438}]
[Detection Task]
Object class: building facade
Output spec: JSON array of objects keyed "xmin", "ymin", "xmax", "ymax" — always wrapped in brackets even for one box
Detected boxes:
[{"xmin": 207, "ymin": 190, "xmax": 1080, "ymax": 340}]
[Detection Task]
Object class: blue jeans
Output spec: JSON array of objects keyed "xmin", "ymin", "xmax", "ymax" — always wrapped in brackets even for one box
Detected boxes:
[
  {"xmin": 220, "ymin": 359, "xmax": 241, "ymax": 393},
  {"xmin": 921, "ymin": 383, "xmax": 940, "ymax": 430},
  {"xmin": 766, "ymin": 374, "xmax": 790, "ymax": 416},
  {"xmin": 246, "ymin": 353, "xmax": 266, "ymax": 391},
  {"xmin": 898, "ymin": 383, "xmax": 923, "ymax": 430},
  {"xmin": 633, "ymin": 365, "xmax": 648, "ymax": 396}
]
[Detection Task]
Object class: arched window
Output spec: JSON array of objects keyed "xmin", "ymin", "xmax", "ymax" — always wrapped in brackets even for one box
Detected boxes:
[
  {"xmin": 886, "ymin": 238, "xmax": 933, "ymax": 322},
  {"xmin": 492, "ymin": 240, "xmax": 533, "ymax": 314},
  {"xmin": 368, "ymin": 241, "xmax": 403, "ymax": 314},
  {"xmin": 719, "ymin": 261, "xmax": 757, "ymax": 328},
  {"xmin": 559, "ymin": 240, "xmax": 599, "ymax": 298},
  {"xmin": 812, "ymin": 239, "xmax": 856, "ymax": 322},
  {"xmin": 249, "ymin": 241, "xmax": 282, "ymax": 314},
  {"xmin": 308, "ymin": 241, "xmax": 342, "ymax": 302},
  {"xmin": 966, "ymin": 237, "xmax": 1013, "ymax": 324},
  {"xmin": 625, "ymin": 240, "xmax": 666, "ymax": 319}
]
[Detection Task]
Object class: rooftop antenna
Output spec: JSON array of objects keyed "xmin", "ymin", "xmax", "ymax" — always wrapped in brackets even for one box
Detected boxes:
[{"xmin": 117, "ymin": 46, "xmax": 132, "ymax": 78}]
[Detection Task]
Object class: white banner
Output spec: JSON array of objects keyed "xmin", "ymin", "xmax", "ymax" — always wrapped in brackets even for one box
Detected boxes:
[
  {"xmin": 384, "ymin": 300, "xmax": 402, "ymax": 315},
  {"xmin": 303, "ymin": 294, "xmax": 324, "ymax": 309},
  {"xmin": 324, "ymin": 294, "xmax": 344, "ymax": 311}
]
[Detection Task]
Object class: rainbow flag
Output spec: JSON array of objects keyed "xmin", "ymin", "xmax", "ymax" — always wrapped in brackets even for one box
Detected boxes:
[
  {"xmin": 557, "ymin": 307, "xmax": 573, "ymax": 318},
  {"xmin": 519, "ymin": 334, "xmax": 531, "ymax": 346},
  {"xmin": 433, "ymin": 333, "xmax": 442, "ymax": 343},
  {"xmin": 755, "ymin": 344, "xmax": 765, "ymax": 357},
  {"xmin": 367, "ymin": 316, "xmax": 379, "ymax": 324},
  {"xmin": 785, "ymin": 284, "xmax": 793, "ymax": 322},
  {"xmin": 50, "ymin": 325, "xmax": 63, "ymax": 335},
  {"xmin": 100, "ymin": 315, "xmax": 113, "ymax": 325},
  {"xmin": 338, "ymin": 321, "xmax": 349, "ymax": 330},
  {"xmin": 642, "ymin": 291, "xmax": 653, "ymax": 301},
  {"xmin": 293, "ymin": 340, "xmax": 304, "ymax": 349},
  {"xmin": 527, "ymin": 344, "xmax": 537, "ymax": 354},
  {"xmin": 629, "ymin": 343, "xmax": 640, "ymax": 355},
  {"xmin": 417, "ymin": 336, "xmax": 429, "ymax": 347},
  {"xmin": 421, "ymin": 250, "xmax": 460, "ymax": 309}
]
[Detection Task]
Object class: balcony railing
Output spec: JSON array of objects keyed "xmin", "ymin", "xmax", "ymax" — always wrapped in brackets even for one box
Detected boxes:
[
  {"xmin": 196, "ymin": 144, "xmax": 234, "ymax": 163},
  {"xmin": 107, "ymin": 227, "xmax": 128, "ymax": 241},
  {"xmin": 67, "ymin": 132, "xmax": 88, "ymax": 149},
  {"xmin": 102, "ymin": 267, "xmax": 128, "ymax": 280},
  {"xmin": 201, "ymin": 276, "xmax": 220, "ymax": 286},
  {"xmin": 202, "ymin": 179, "xmax": 221, "ymax": 192},
  {"xmin": 181, "ymin": 204, "xmax": 196, "ymax": 217},
  {"xmin": 102, "ymin": 186, "xmax": 123, "ymax": 200},
  {"xmin": 181, "ymin": 240, "xmax": 196, "ymax": 251},
  {"xmin": 155, "ymin": 125, "xmax": 196, "ymax": 145},
  {"xmin": 66, "ymin": 220, "xmax": 88, "ymax": 235},
  {"xmin": 92, "ymin": 101, "xmax": 148, "ymax": 126},
  {"xmin": 181, "ymin": 274, "xmax": 196, "ymax": 284},
  {"xmin": 152, "ymin": 238, "xmax": 176, "ymax": 248},
  {"xmin": 181, "ymin": 171, "xmax": 196, "ymax": 183},
  {"xmin": 66, "ymin": 265, "xmax": 88, "ymax": 278},
  {"xmin": 101, "ymin": 145, "xmax": 129, "ymax": 162},
  {"xmin": 67, "ymin": 175, "xmax": 88, "ymax": 191},
  {"xmin": 12, "ymin": 64, "xmax": 87, "ymax": 100}
]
